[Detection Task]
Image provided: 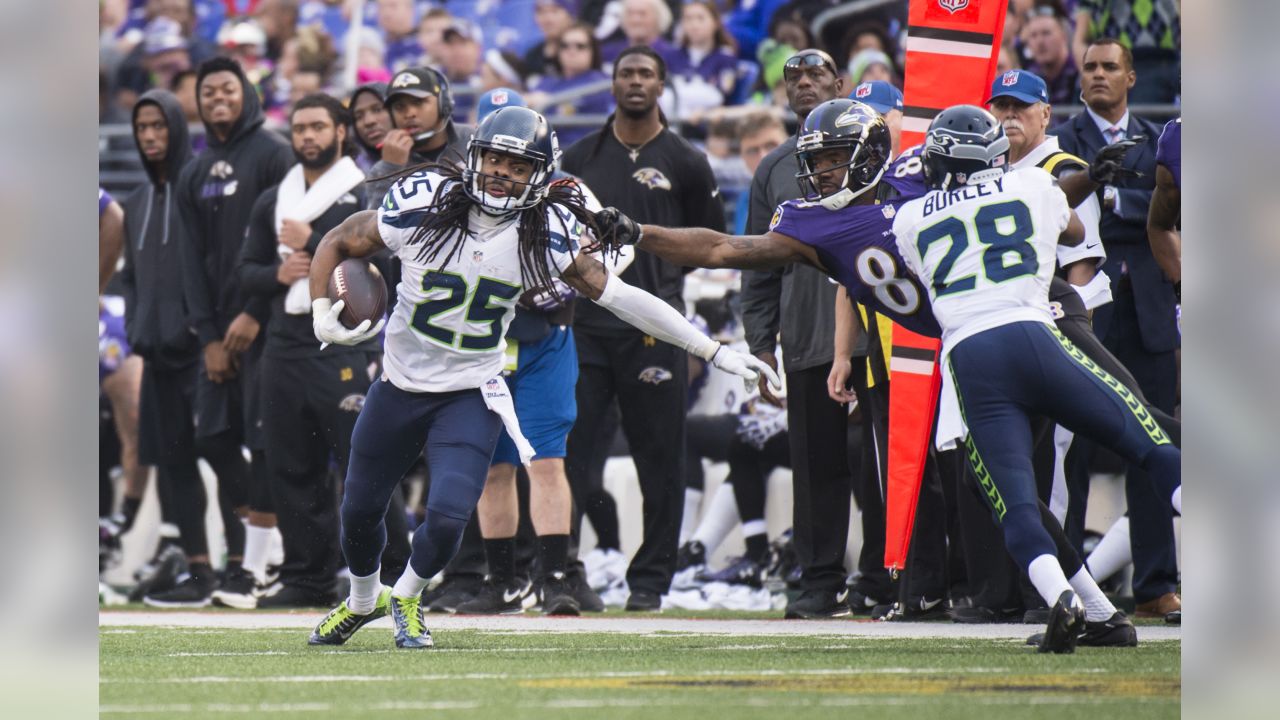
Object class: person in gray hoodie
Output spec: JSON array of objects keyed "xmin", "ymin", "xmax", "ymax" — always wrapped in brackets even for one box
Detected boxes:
[{"xmin": 119, "ymin": 89, "xmax": 253, "ymax": 607}]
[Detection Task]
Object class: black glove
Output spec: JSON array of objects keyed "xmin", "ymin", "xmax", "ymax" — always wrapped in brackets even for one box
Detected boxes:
[
  {"xmin": 1088, "ymin": 136, "xmax": 1145, "ymax": 184},
  {"xmin": 594, "ymin": 207, "xmax": 643, "ymax": 246}
]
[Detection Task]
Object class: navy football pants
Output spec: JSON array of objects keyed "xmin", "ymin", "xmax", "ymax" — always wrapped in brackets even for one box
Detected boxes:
[
  {"xmin": 949, "ymin": 321, "xmax": 1179, "ymax": 574},
  {"xmin": 341, "ymin": 379, "xmax": 503, "ymax": 581}
]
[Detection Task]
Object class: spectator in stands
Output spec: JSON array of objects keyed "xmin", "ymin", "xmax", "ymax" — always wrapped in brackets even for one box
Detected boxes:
[
  {"xmin": 1053, "ymin": 37, "xmax": 1181, "ymax": 621},
  {"xmin": 439, "ymin": 20, "xmax": 485, "ymax": 122},
  {"xmin": 766, "ymin": 6, "xmax": 813, "ymax": 54},
  {"xmin": 115, "ymin": 17, "xmax": 193, "ymax": 110},
  {"xmin": 416, "ymin": 6, "xmax": 453, "ymax": 66},
  {"xmin": 837, "ymin": 19, "xmax": 897, "ymax": 69},
  {"xmin": 672, "ymin": 1, "xmax": 741, "ymax": 117},
  {"xmin": 378, "ymin": 0, "xmax": 424, "ymax": 72},
  {"xmin": 253, "ymin": 0, "xmax": 299, "ymax": 62},
  {"xmin": 723, "ymin": 0, "xmax": 789, "ymax": 61},
  {"xmin": 526, "ymin": 0, "xmax": 578, "ymax": 82},
  {"xmin": 114, "ymin": 0, "xmax": 219, "ymax": 111},
  {"xmin": 849, "ymin": 80, "xmax": 903, "ymax": 155},
  {"xmin": 731, "ymin": 112, "xmax": 787, "ymax": 235},
  {"xmin": 997, "ymin": 44, "xmax": 1020, "ymax": 75},
  {"xmin": 353, "ymin": 26, "xmax": 392, "ymax": 84},
  {"xmin": 601, "ymin": 0, "xmax": 685, "ymax": 73},
  {"xmin": 479, "ymin": 50, "xmax": 529, "ymax": 96},
  {"xmin": 220, "ymin": 20, "xmax": 273, "ymax": 98},
  {"xmin": 847, "ymin": 48, "xmax": 894, "ymax": 86},
  {"xmin": 528, "ymin": 23, "xmax": 614, "ymax": 148},
  {"xmin": 1021, "ymin": 7, "xmax": 1080, "ymax": 106},
  {"xmin": 1073, "ymin": 0, "xmax": 1179, "ymax": 103}
]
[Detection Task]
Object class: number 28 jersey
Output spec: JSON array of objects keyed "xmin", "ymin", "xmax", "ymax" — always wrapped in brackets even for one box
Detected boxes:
[
  {"xmin": 377, "ymin": 170, "xmax": 582, "ymax": 392},
  {"xmin": 893, "ymin": 167, "xmax": 1071, "ymax": 355}
]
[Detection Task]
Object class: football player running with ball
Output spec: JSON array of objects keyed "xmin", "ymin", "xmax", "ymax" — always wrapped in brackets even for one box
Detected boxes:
[
  {"xmin": 892, "ymin": 106, "xmax": 1182, "ymax": 653},
  {"xmin": 305, "ymin": 106, "xmax": 777, "ymax": 649}
]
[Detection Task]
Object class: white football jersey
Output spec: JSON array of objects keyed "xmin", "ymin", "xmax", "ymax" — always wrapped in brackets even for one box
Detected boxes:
[
  {"xmin": 377, "ymin": 170, "xmax": 583, "ymax": 392},
  {"xmin": 893, "ymin": 167, "xmax": 1071, "ymax": 357}
]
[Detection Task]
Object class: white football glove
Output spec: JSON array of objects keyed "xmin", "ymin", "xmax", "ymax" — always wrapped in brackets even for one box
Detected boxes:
[
  {"xmin": 710, "ymin": 346, "xmax": 782, "ymax": 393},
  {"xmin": 312, "ymin": 298, "xmax": 385, "ymax": 346}
]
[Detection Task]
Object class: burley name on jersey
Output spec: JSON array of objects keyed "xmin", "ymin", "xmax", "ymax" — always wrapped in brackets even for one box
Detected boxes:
[{"xmin": 376, "ymin": 169, "xmax": 584, "ymax": 393}]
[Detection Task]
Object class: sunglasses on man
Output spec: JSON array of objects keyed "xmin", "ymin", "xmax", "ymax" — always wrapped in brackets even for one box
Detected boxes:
[{"xmin": 783, "ymin": 52, "xmax": 837, "ymax": 81}]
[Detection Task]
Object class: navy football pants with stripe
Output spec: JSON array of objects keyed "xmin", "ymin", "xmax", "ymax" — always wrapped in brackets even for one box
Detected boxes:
[
  {"xmin": 949, "ymin": 321, "xmax": 1179, "ymax": 573},
  {"xmin": 341, "ymin": 378, "xmax": 503, "ymax": 581}
]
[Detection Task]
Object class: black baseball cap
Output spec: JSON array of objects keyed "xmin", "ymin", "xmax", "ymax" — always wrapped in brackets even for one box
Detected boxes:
[{"xmin": 386, "ymin": 67, "xmax": 444, "ymax": 102}]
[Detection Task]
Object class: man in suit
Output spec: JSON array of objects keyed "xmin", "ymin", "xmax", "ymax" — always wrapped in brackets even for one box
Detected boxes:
[{"xmin": 1052, "ymin": 37, "xmax": 1180, "ymax": 620}]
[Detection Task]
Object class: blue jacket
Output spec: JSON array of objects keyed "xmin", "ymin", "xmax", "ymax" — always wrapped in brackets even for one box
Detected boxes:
[{"xmin": 1052, "ymin": 110, "xmax": 1178, "ymax": 353}]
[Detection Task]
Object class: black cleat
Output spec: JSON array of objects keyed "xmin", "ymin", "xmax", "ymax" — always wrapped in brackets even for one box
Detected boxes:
[
  {"xmin": 211, "ymin": 568, "xmax": 259, "ymax": 609},
  {"xmin": 785, "ymin": 589, "xmax": 852, "ymax": 619},
  {"xmin": 540, "ymin": 572, "xmax": 581, "ymax": 616},
  {"xmin": 455, "ymin": 578, "xmax": 529, "ymax": 615},
  {"xmin": 625, "ymin": 590, "xmax": 662, "ymax": 612},
  {"xmin": 129, "ymin": 542, "xmax": 187, "ymax": 602},
  {"xmin": 1037, "ymin": 591, "xmax": 1086, "ymax": 654},
  {"xmin": 1027, "ymin": 611, "xmax": 1138, "ymax": 648},
  {"xmin": 696, "ymin": 556, "xmax": 763, "ymax": 588},
  {"xmin": 676, "ymin": 541, "xmax": 707, "ymax": 572},
  {"xmin": 423, "ymin": 575, "xmax": 485, "ymax": 614},
  {"xmin": 568, "ymin": 570, "xmax": 604, "ymax": 613},
  {"xmin": 143, "ymin": 572, "xmax": 214, "ymax": 608}
]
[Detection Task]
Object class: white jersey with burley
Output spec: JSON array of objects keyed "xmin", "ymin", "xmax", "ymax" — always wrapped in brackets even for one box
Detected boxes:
[
  {"xmin": 377, "ymin": 170, "xmax": 583, "ymax": 392},
  {"xmin": 893, "ymin": 166, "xmax": 1071, "ymax": 358}
]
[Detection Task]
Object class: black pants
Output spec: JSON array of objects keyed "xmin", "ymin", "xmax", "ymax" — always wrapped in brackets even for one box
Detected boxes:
[
  {"xmin": 686, "ymin": 414, "xmax": 740, "ymax": 492},
  {"xmin": 725, "ymin": 424, "xmax": 790, "ymax": 525},
  {"xmin": 260, "ymin": 352, "xmax": 410, "ymax": 596},
  {"xmin": 566, "ymin": 329, "xmax": 687, "ymax": 595},
  {"xmin": 785, "ymin": 363, "xmax": 852, "ymax": 594}
]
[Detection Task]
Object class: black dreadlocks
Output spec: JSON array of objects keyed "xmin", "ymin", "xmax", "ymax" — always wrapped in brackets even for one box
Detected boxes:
[{"xmin": 378, "ymin": 161, "xmax": 625, "ymax": 294}]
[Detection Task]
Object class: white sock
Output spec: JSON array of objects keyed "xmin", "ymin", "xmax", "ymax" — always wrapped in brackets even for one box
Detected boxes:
[
  {"xmin": 242, "ymin": 525, "xmax": 273, "ymax": 581},
  {"xmin": 1171, "ymin": 486, "xmax": 1181, "ymax": 514},
  {"xmin": 1085, "ymin": 516, "xmax": 1131, "ymax": 583},
  {"xmin": 679, "ymin": 488, "xmax": 703, "ymax": 546},
  {"xmin": 1027, "ymin": 554, "xmax": 1075, "ymax": 608},
  {"xmin": 1069, "ymin": 567, "xmax": 1118, "ymax": 621},
  {"xmin": 268, "ymin": 527, "xmax": 285, "ymax": 566},
  {"xmin": 347, "ymin": 569, "xmax": 383, "ymax": 614},
  {"xmin": 391, "ymin": 565, "xmax": 430, "ymax": 599},
  {"xmin": 691, "ymin": 483, "xmax": 740, "ymax": 555},
  {"xmin": 740, "ymin": 519, "xmax": 767, "ymax": 539}
]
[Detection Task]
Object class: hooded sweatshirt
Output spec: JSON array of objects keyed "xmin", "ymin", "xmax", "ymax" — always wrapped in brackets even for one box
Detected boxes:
[
  {"xmin": 117, "ymin": 89, "xmax": 199, "ymax": 371},
  {"xmin": 348, "ymin": 82, "xmax": 388, "ymax": 171},
  {"xmin": 177, "ymin": 60, "xmax": 295, "ymax": 348}
]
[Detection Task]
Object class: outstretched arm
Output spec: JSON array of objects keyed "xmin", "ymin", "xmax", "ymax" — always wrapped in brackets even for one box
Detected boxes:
[
  {"xmin": 639, "ymin": 224, "xmax": 823, "ymax": 271},
  {"xmin": 560, "ymin": 253, "xmax": 781, "ymax": 390},
  {"xmin": 1147, "ymin": 165, "xmax": 1181, "ymax": 284}
]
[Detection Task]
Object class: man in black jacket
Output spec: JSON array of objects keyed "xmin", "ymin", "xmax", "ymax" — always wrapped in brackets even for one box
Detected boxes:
[
  {"xmin": 233, "ymin": 94, "xmax": 410, "ymax": 608},
  {"xmin": 174, "ymin": 56, "xmax": 295, "ymax": 605},
  {"xmin": 1052, "ymin": 38, "xmax": 1180, "ymax": 621},
  {"xmin": 348, "ymin": 82, "xmax": 392, "ymax": 172},
  {"xmin": 120, "ymin": 89, "xmax": 253, "ymax": 607}
]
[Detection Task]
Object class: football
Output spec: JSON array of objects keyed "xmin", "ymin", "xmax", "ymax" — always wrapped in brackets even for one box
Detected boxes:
[{"xmin": 327, "ymin": 258, "xmax": 388, "ymax": 330}]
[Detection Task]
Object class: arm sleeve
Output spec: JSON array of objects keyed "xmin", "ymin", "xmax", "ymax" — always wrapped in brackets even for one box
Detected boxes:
[
  {"xmin": 237, "ymin": 193, "xmax": 284, "ymax": 298},
  {"xmin": 594, "ymin": 272, "xmax": 719, "ymax": 360},
  {"xmin": 176, "ymin": 167, "xmax": 221, "ymax": 347},
  {"xmin": 739, "ymin": 161, "xmax": 783, "ymax": 356}
]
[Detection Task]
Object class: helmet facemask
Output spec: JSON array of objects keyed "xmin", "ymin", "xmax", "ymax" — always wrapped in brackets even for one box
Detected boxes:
[
  {"xmin": 463, "ymin": 134, "xmax": 558, "ymax": 215},
  {"xmin": 795, "ymin": 134, "xmax": 888, "ymax": 210}
]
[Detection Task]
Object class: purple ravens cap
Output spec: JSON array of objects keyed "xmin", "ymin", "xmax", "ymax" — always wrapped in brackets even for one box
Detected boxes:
[
  {"xmin": 849, "ymin": 81, "xmax": 903, "ymax": 115},
  {"xmin": 987, "ymin": 70, "xmax": 1050, "ymax": 105}
]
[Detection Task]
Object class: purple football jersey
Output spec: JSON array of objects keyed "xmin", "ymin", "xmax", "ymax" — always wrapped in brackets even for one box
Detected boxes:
[
  {"xmin": 884, "ymin": 143, "xmax": 928, "ymax": 199},
  {"xmin": 769, "ymin": 197, "xmax": 941, "ymax": 337},
  {"xmin": 1156, "ymin": 118, "xmax": 1181, "ymax": 189}
]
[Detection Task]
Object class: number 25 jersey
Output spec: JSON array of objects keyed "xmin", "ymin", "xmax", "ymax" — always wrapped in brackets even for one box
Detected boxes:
[
  {"xmin": 377, "ymin": 170, "xmax": 582, "ymax": 392},
  {"xmin": 893, "ymin": 167, "xmax": 1071, "ymax": 356}
]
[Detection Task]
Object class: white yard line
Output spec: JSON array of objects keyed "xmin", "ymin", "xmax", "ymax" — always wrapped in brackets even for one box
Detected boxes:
[{"xmin": 99, "ymin": 610, "xmax": 1183, "ymax": 641}]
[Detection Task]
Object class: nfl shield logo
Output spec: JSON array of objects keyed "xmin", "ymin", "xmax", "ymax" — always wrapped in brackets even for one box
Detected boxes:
[
  {"xmin": 938, "ymin": 0, "xmax": 969, "ymax": 13},
  {"xmin": 492, "ymin": 90, "xmax": 508, "ymax": 106},
  {"xmin": 855, "ymin": 83, "xmax": 872, "ymax": 98},
  {"xmin": 1002, "ymin": 71, "xmax": 1020, "ymax": 86},
  {"xmin": 473, "ymin": 250, "xmax": 484, "ymax": 262}
]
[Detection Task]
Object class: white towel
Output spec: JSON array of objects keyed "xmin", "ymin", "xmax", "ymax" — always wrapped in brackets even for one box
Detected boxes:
[{"xmin": 274, "ymin": 157, "xmax": 366, "ymax": 314}]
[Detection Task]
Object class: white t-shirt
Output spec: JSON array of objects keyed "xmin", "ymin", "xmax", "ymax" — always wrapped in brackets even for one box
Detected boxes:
[
  {"xmin": 893, "ymin": 166, "xmax": 1072, "ymax": 359},
  {"xmin": 377, "ymin": 170, "xmax": 584, "ymax": 392}
]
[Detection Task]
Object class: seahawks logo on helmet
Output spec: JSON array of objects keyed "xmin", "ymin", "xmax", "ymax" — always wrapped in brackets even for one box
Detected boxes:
[{"xmin": 632, "ymin": 168, "xmax": 672, "ymax": 191}]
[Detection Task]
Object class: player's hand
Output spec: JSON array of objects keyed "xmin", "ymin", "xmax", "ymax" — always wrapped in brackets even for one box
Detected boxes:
[
  {"xmin": 312, "ymin": 298, "xmax": 385, "ymax": 346},
  {"xmin": 593, "ymin": 207, "xmax": 643, "ymax": 246},
  {"xmin": 222, "ymin": 312, "xmax": 261, "ymax": 354},
  {"xmin": 278, "ymin": 219, "xmax": 313, "ymax": 251},
  {"xmin": 753, "ymin": 351, "xmax": 783, "ymax": 406},
  {"xmin": 380, "ymin": 129, "xmax": 414, "ymax": 166},
  {"xmin": 277, "ymin": 251, "xmax": 312, "ymax": 285},
  {"xmin": 203, "ymin": 340, "xmax": 236, "ymax": 383},
  {"xmin": 712, "ymin": 346, "xmax": 782, "ymax": 394},
  {"xmin": 1088, "ymin": 137, "xmax": 1145, "ymax": 184},
  {"xmin": 827, "ymin": 357, "xmax": 856, "ymax": 404}
]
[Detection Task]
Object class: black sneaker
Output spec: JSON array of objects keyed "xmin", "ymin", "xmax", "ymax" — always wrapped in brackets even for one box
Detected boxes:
[
  {"xmin": 1026, "ymin": 611, "xmax": 1138, "ymax": 648},
  {"xmin": 846, "ymin": 590, "xmax": 886, "ymax": 616},
  {"xmin": 568, "ymin": 570, "xmax": 605, "ymax": 613},
  {"xmin": 129, "ymin": 542, "xmax": 187, "ymax": 602},
  {"xmin": 455, "ymin": 578, "xmax": 529, "ymax": 615},
  {"xmin": 785, "ymin": 589, "xmax": 851, "ymax": 619},
  {"xmin": 211, "ymin": 568, "xmax": 259, "ymax": 609},
  {"xmin": 1038, "ymin": 590, "xmax": 1086, "ymax": 654},
  {"xmin": 696, "ymin": 557, "xmax": 763, "ymax": 588},
  {"xmin": 423, "ymin": 575, "xmax": 485, "ymax": 614},
  {"xmin": 625, "ymin": 590, "xmax": 662, "ymax": 612},
  {"xmin": 258, "ymin": 584, "xmax": 338, "ymax": 609},
  {"xmin": 676, "ymin": 541, "xmax": 707, "ymax": 572},
  {"xmin": 877, "ymin": 596, "xmax": 948, "ymax": 622},
  {"xmin": 540, "ymin": 572, "xmax": 581, "ymax": 616},
  {"xmin": 1164, "ymin": 610, "xmax": 1181, "ymax": 625},
  {"xmin": 144, "ymin": 572, "xmax": 214, "ymax": 608}
]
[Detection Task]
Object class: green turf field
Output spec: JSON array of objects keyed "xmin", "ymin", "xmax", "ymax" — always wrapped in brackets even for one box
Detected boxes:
[{"xmin": 100, "ymin": 622, "xmax": 1180, "ymax": 719}]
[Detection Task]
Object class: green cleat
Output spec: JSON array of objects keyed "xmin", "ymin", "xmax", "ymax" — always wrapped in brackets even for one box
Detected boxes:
[
  {"xmin": 391, "ymin": 593, "xmax": 434, "ymax": 649},
  {"xmin": 308, "ymin": 587, "xmax": 391, "ymax": 646}
]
